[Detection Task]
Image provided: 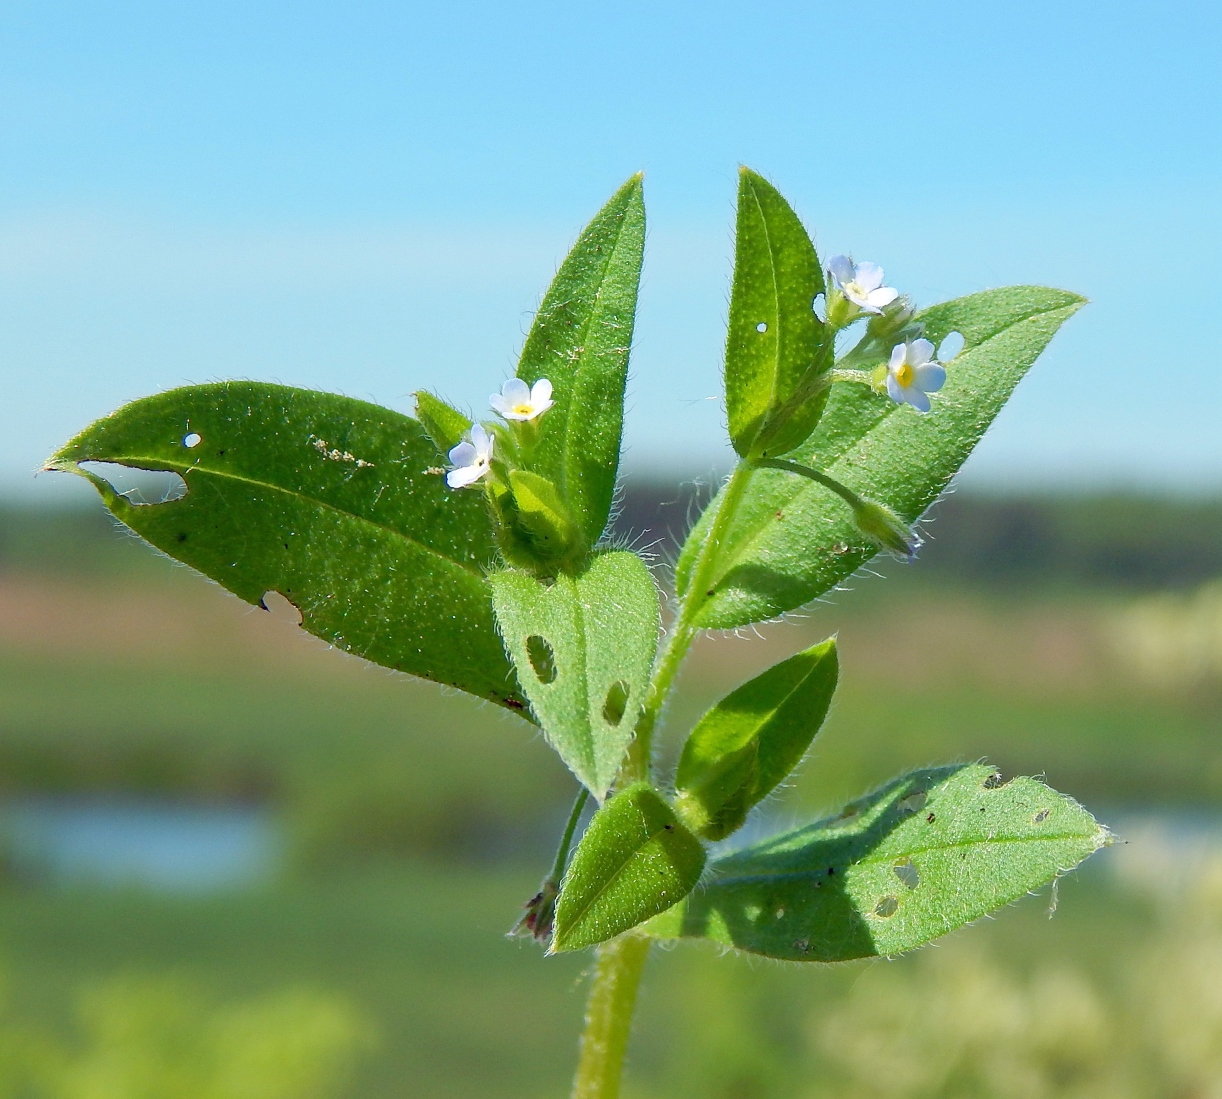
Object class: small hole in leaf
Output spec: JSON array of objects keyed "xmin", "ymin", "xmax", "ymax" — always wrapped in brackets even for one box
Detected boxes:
[
  {"xmin": 602, "ymin": 680, "xmax": 630, "ymax": 726},
  {"xmin": 526, "ymin": 635, "xmax": 557, "ymax": 684},
  {"xmin": 755, "ymin": 321, "xmax": 768, "ymax": 333},
  {"xmin": 897, "ymin": 790, "xmax": 927, "ymax": 814},
  {"xmin": 982, "ymin": 771, "xmax": 1008, "ymax": 789},
  {"xmin": 79, "ymin": 462, "xmax": 188, "ymax": 506},
  {"xmin": 875, "ymin": 896, "xmax": 899, "ymax": 917},
  {"xmin": 259, "ymin": 590, "xmax": 303, "ymax": 627},
  {"xmin": 812, "ymin": 293, "xmax": 827, "ymax": 322},
  {"xmin": 183, "ymin": 432, "xmax": 202, "ymax": 448},
  {"xmin": 894, "ymin": 858, "xmax": 920, "ymax": 890},
  {"xmin": 938, "ymin": 331, "xmax": 965, "ymax": 361},
  {"xmin": 1034, "ymin": 808, "xmax": 1051, "ymax": 823}
]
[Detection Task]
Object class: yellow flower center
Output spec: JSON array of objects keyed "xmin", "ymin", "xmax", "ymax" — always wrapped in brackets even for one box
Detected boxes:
[
  {"xmin": 893, "ymin": 362, "xmax": 915, "ymax": 388},
  {"xmin": 512, "ymin": 403, "xmax": 534, "ymax": 417},
  {"xmin": 846, "ymin": 280, "xmax": 866, "ymax": 300}
]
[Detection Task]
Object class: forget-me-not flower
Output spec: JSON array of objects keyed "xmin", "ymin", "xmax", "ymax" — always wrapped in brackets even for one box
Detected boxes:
[
  {"xmin": 446, "ymin": 424, "xmax": 495, "ymax": 488},
  {"xmin": 490, "ymin": 378, "xmax": 555, "ymax": 422},
  {"xmin": 828, "ymin": 256, "xmax": 899, "ymax": 315},
  {"xmin": 885, "ymin": 339, "xmax": 946, "ymax": 413}
]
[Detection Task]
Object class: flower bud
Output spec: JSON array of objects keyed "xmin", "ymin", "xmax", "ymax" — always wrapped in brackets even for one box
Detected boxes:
[{"xmin": 851, "ymin": 499, "xmax": 921, "ymax": 560}]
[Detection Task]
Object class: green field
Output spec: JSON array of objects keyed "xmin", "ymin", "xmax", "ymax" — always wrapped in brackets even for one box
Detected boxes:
[{"xmin": 1, "ymin": 496, "xmax": 1220, "ymax": 1096}]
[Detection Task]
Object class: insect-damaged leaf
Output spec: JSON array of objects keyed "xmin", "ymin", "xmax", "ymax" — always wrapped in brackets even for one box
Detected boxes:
[
  {"xmin": 48, "ymin": 382, "xmax": 525, "ymax": 710},
  {"xmin": 647, "ymin": 763, "xmax": 1109, "ymax": 962},
  {"xmin": 724, "ymin": 168, "xmax": 832, "ymax": 460},
  {"xmin": 676, "ymin": 286, "xmax": 1085, "ymax": 629},
  {"xmin": 516, "ymin": 174, "xmax": 645, "ymax": 550},
  {"xmin": 552, "ymin": 783, "xmax": 706, "ymax": 953},
  {"xmin": 675, "ymin": 638, "xmax": 838, "ymax": 841},
  {"xmin": 489, "ymin": 551, "xmax": 659, "ymax": 799}
]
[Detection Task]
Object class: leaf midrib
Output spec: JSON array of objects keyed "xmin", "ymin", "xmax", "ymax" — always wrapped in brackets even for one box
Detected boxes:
[
  {"xmin": 558, "ymin": 197, "xmax": 637, "ymax": 521},
  {"xmin": 709, "ymin": 826, "xmax": 1106, "ymax": 887},
  {"xmin": 746, "ymin": 177, "xmax": 783, "ymax": 429},
  {"xmin": 74, "ymin": 453, "xmax": 488, "ymax": 579},
  {"xmin": 561, "ymin": 819, "xmax": 676, "ymax": 939}
]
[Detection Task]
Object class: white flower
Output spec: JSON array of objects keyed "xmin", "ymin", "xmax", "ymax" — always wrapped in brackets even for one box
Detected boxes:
[
  {"xmin": 490, "ymin": 377, "xmax": 555, "ymax": 422},
  {"xmin": 885, "ymin": 339, "xmax": 946, "ymax": 413},
  {"xmin": 446, "ymin": 424, "xmax": 494, "ymax": 488},
  {"xmin": 828, "ymin": 255, "xmax": 899, "ymax": 314}
]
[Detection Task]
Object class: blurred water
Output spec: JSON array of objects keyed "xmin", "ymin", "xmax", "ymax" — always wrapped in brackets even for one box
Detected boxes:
[{"xmin": 1, "ymin": 797, "xmax": 280, "ymax": 890}]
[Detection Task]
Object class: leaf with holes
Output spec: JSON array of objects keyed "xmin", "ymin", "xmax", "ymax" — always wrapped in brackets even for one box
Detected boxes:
[
  {"xmin": 516, "ymin": 175, "xmax": 645, "ymax": 551},
  {"xmin": 647, "ymin": 763, "xmax": 1108, "ymax": 961},
  {"xmin": 552, "ymin": 783, "xmax": 706, "ymax": 952},
  {"xmin": 675, "ymin": 638, "xmax": 838, "ymax": 841},
  {"xmin": 675, "ymin": 286, "xmax": 1085, "ymax": 628},
  {"xmin": 47, "ymin": 382, "xmax": 525, "ymax": 709},
  {"xmin": 724, "ymin": 168, "xmax": 832, "ymax": 459},
  {"xmin": 488, "ymin": 551, "xmax": 659, "ymax": 798}
]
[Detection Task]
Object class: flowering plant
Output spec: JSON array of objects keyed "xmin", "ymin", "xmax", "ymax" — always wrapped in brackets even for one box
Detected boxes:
[{"xmin": 47, "ymin": 168, "xmax": 1107, "ymax": 1097}]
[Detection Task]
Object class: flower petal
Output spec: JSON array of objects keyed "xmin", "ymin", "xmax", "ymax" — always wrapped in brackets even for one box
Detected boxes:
[
  {"xmin": 889, "ymin": 343, "xmax": 908, "ymax": 369},
  {"xmin": 447, "ymin": 464, "xmax": 484, "ymax": 489},
  {"xmin": 500, "ymin": 378, "xmax": 530, "ymax": 403},
  {"xmin": 867, "ymin": 286, "xmax": 899, "ymax": 310},
  {"xmin": 470, "ymin": 424, "xmax": 493, "ymax": 457},
  {"xmin": 904, "ymin": 386, "xmax": 932, "ymax": 413},
  {"xmin": 489, "ymin": 394, "xmax": 512, "ymax": 416},
  {"xmin": 855, "ymin": 261, "xmax": 884, "ymax": 292},
  {"xmin": 914, "ymin": 363, "xmax": 946, "ymax": 393},
  {"xmin": 530, "ymin": 378, "xmax": 553, "ymax": 405},
  {"xmin": 885, "ymin": 374, "xmax": 905, "ymax": 405},
  {"xmin": 908, "ymin": 338, "xmax": 935, "ymax": 366},
  {"xmin": 448, "ymin": 441, "xmax": 477, "ymax": 467},
  {"xmin": 828, "ymin": 255, "xmax": 854, "ymax": 286}
]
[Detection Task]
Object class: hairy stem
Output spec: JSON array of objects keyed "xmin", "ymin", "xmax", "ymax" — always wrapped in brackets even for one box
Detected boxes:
[
  {"xmin": 622, "ymin": 460, "xmax": 754, "ymax": 781},
  {"xmin": 570, "ymin": 935, "xmax": 652, "ymax": 1099},
  {"xmin": 581, "ymin": 460, "xmax": 758, "ymax": 1096},
  {"xmin": 550, "ymin": 787, "xmax": 590, "ymax": 883}
]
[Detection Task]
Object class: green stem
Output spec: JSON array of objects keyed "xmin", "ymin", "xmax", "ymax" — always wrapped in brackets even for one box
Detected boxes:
[
  {"xmin": 622, "ymin": 460, "xmax": 755, "ymax": 782},
  {"xmin": 754, "ymin": 457, "xmax": 867, "ymax": 510},
  {"xmin": 549, "ymin": 787, "xmax": 589, "ymax": 884},
  {"xmin": 569, "ymin": 935, "xmax": 652, "ymax": 1099},
  {"xmin": 574, "ymin": 461, "xmax": 757, "ymax": 1097}
]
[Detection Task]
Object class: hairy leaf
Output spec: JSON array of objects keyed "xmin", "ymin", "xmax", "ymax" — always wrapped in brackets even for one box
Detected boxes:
[
  {"xmin": 553, "ymin": 783, "xmax": 706, "ymax": 952},
  {"xmin": 413, "ymin": 391, "xmax": 472, "ymax": 457},
  {"xmin": 516, "ymin": 175, "xmax": 645, "ymax": 549},
  {"xmin": 675, "ymin": 638, "xmax": 838, "ymax": 840},
  {"xmin": 677, "ymin": 287, "xmax": 1085, "ymax": 628},
  {"xmin": 48, "ymin": 382, "xmax": 525, "ymax": 709},
  {"xmin": 647, "ymin": 764, "xmax": 1108, "ymax": 961},
  {"xmin": 724, "ymin": 168, "xmax": 832, "ymax": 459},
  {"xmin": 489, "ymin": 551, "xmax": 659, "ymax": 798}
]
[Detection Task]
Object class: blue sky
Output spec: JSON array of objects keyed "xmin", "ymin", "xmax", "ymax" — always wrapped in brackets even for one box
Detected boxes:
[{"xmin": 3, "ymin": 0, "xmax": 1219, "ymax": 500}]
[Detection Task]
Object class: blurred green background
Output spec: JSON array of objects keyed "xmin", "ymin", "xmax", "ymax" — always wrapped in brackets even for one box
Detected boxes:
[{"xmin": 1, "ymin": 489, "xmax": 1220, "ymax": 1097}]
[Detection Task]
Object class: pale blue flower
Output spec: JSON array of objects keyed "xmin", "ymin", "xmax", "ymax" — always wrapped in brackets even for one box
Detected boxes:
[{"xmin": 885, "ymin": 339, "xmax": 945, "ymax": 413}]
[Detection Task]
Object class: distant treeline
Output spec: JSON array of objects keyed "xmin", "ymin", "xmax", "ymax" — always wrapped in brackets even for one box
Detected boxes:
[
  {"xmin": 4, "ymin": 487, "xmax": 1222, "ymax": 590},
  {"xmin": 613, "ymin": 483, "xmax": 1222, "ymax": 591}
]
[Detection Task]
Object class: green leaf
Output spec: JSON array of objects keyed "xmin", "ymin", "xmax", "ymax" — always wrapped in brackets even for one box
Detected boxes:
[
  {"xmin": 677, "ymin": 287, "xmax": 1085, "ymax": 628},
  {"xmin": 413, "ymin": 391, "xmax": 472, "ymax": 457},
  {"xmin": 647, "ymin": 763, "xmax": 1108, "ymax": 961},
  {"xmin": 724, "ymin": 168, "xmax": 832, "ymax": 459},
  {"xmin": 48, "ymin": 382, "xmax": 526, "ymax": 710},
  {"xmin": 488, "ymin": 551, "xmax": 659, "ymax": 798},
  {"xmin": 552, "ymin": 783, "xmax": 706, "ymax": 952},
  {"xmin": 506, "ymin": 470, "xmax": 580, "ymax": 563},
  {"xmin": 675, "ymin": 638, "xmax": 838, "ymax": 841},
  {"xmin": 516, "ymin": 174, "xmax": 645, "ymax": 550}
]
